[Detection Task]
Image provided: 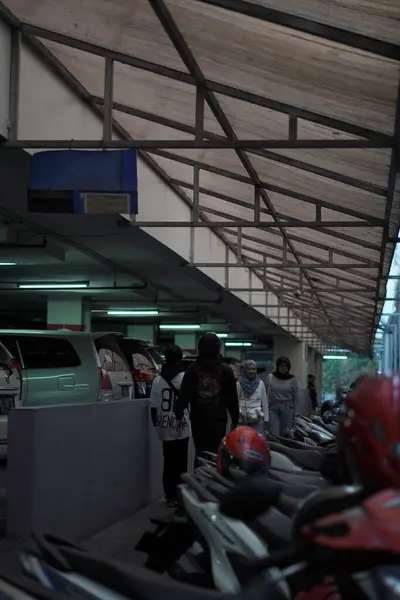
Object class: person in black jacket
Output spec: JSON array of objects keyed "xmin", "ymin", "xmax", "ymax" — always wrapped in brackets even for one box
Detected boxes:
[
  {"xmin": 307, "ymin": 373, "xmax": 318, "ymax": 412},
  {"xmin": 174, "ymin": 332, "xmax": 239, "ymax": 464}
]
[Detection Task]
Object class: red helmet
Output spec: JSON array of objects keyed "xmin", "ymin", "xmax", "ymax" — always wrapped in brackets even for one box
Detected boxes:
[
  {"xmin": 338, "ymin": 374, "xmax": 400, "ymax": 489},
  {"xmin": 217, "ymin": 426, "xmax": 270, "ymax": 477}
]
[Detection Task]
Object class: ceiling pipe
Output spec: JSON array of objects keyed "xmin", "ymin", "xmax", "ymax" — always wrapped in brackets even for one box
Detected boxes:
[
  {"xmin": 0, "ymin": 284, "xmax": 148, "ymax": 291},
  {"xmin": 154, "ymin": 300, "xmax": 222, "ymax": 306},
  {"xmin": 0, "ymin": 240, "xmax": 48, "ymax": 248}
]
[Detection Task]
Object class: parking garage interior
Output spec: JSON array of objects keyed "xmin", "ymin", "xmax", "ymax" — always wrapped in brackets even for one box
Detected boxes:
[{"xmin": 0, "ymin": 0, "xmax": 398, "ymax": 581}]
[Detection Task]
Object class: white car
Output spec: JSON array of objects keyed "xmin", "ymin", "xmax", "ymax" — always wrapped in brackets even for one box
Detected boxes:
[{"xmin": 0, "ymin": 341, "xmax": 21, "ymax": 458}]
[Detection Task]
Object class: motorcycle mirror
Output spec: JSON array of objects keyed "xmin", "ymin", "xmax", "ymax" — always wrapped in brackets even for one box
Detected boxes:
[{"xmin": 220, "ymin": 478, "xmax": 281, "ymax": 521}]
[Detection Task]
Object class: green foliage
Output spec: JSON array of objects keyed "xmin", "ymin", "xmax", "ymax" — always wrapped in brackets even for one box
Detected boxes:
[{"xmin": 322, "ymin": 354, "xmax": 377, "ymax": 394}]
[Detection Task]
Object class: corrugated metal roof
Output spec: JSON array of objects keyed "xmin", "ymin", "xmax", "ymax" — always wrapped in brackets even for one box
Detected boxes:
[{"xmin": 1, "ymin": 0, "xmax": 400, "ymax": 353}]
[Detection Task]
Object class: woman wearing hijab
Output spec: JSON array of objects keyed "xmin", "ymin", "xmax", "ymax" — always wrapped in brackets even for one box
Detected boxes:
[
  {"xmin": 267, "ymin": 356, "xmax": 298, "ymax": 437},
  {"xmin": 150, "ymin": 344, "xmax": 189, "ymax": 507},
  {"xmin": 175, "ymin": 332, "xmax": 239, "ymax": 463},
  {"xmin": 237, "ymin": 360, "xmax": 269, "ymax": 434}
]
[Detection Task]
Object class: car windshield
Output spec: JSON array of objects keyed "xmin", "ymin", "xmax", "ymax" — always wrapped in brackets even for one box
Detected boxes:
[
  {"xmin": 120, "ymin": 340, "xmax": 157, "ymax": 372},
  {"xmin": 146, "ymin": 346, "xmax": 163, "ymax": 367}
]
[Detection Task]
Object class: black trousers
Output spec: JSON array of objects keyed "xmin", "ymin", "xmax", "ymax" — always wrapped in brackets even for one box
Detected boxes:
[
  {"xmin": 162, "ymin": 437, "xmax": 189, "ymax": 501},
  {"xmin": 191, "ymin": 418, "xmax": 227, "ymax": 465}
]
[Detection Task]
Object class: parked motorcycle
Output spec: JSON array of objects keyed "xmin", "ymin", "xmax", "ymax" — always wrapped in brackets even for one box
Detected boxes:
[
  {"xmin": 21, "ymin": 485, "xmax": 400, "ymax": 600},
  {"xmin": 136, "ymin": 443, "xmax": 336, "ymax": 590}
]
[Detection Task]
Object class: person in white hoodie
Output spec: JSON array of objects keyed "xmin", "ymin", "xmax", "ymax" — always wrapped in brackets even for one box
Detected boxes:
[
  {"xmin": 236, "ymin": 360, "xmax": 269, "ymax": 434},
  {"xmin": 150, "ymin": 345, "xmax": 190, "ymax": 507}
]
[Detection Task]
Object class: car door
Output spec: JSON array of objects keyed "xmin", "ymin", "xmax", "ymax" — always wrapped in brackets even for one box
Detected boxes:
[
  {"xmin": 0, "ymin": 336, "xmax": 26, "ymax": 405},
  {"xmin": 94, "ymin": 334, "xmax": 133, "ymax": 400},
  {"xmin": 14, "ymin": 335, "xmax": 82, "ymax": 407},
  {"xmin": 0, "ymin": 341, "xmax": 21, "ymax": 412}
]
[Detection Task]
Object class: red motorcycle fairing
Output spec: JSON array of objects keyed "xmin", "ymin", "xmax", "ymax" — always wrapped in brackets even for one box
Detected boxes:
[
  {"xmin": 302, "ymin": 489, "xmax": 400, "ymax": 553},
  {"xmin": 295, "ymin": 577, "xmax": 340, "ymax": 600}
]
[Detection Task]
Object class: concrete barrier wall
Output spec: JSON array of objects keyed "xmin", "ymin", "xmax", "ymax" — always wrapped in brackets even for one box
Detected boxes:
[{"xmin": 6, "ymin": 400, "xmax": 164, "ymax": 541}]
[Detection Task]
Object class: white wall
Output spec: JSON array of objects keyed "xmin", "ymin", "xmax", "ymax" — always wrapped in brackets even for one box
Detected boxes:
[
  {"xmin": 18, "ymin": 42, "xmax": 104, "ymax": 142},
  {"xmin": 14, "ymin": 35, "xmax": 319, "ymax": 346},
  {"xmin": 0, "ymin": 19, "xmax": 11, "ymax": 138}
]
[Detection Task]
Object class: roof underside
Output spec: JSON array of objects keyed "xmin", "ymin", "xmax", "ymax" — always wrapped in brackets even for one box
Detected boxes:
[{"xmin": 1, "ymin": 0, "xmax": 400, "ymax": 354}]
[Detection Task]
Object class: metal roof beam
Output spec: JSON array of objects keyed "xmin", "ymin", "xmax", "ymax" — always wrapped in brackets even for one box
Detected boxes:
[
  {"xmin": 239, "ymin": 245, "xmax": 377, "ymax": 288},
  {"xmin": 5, "ymin": 138, "xmax": 387, "ymax": 150},
  {"xmin": 286, "ymin": 297, "xmax": 374, "ymax": 317},
  {"xmin": 191, "ymin": 183, "xmax": 384, "ymax": 226},
  {"xmin": 93, "ymin": 96, "xmax": 386, "ymax": 196},
  {"xmin": 229, "ymin": 286, "xmax": 376, "ymax": 295},
  {"xmin": 253, "ymin": 261, "xmax": 376, "ymax": 291},
  {"xmin": 13, "ymin": 35, "xmax": 252, "ymax": 305},
  {"xmin": 153, "ymin": 152, "xmax": 384, "ymax": 224},
  {"xmin": 149, "ymin": 0, "xmax": 346, "ymax": 346},
  {"xmin": 129, "ymin": 217, "xmax": 377, "ymax": 229},
  {"xmin": 17, "ymin": 23, "xmax": 392, "ymax": 142},
  {"xmin": 194, "ymin": 261, "xmax": 376, "ymax": 270},
  {"xmin": 196, "ymin": 0, "xmax": 400, "ymax": 61},
  {"xmin": 370, "ymin": 78, "xmax": 400, "ymax": 348},
  {"xmin": 222, "ymin": 227, "xmax": 379, "ymax": 267},
  {"xmin": 199, "ymin": 206, "xmax": 381, "ymax": 253},
  {"xmin": 236, "ymin": 245, "xmax": 378, "ymax": 287},
  {"xmin": 0, "ymin": 12, "xmax": 330, "ymax": 341}
]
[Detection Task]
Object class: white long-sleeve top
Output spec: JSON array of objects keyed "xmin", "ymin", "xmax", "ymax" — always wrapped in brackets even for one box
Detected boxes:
[{"xmin": 236, "ymin": 380, "xmax": 269, "ymax": 423}]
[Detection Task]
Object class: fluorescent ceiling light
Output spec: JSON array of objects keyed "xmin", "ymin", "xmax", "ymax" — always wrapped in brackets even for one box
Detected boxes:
[
  {"xmin": 216, "ymin": 333, "xmax": 228, "ymax": 338},
  {"xmin": 225, "ymin": 342, "xmax": 252, "ymax": 347},
  {"xmin": 18, "ymin": 283, "xmax": 89, "ymax": 290},
  {"xmin": 0, "ymin": 262, "xmax": 17, "ymax": 266},
  {"xmin": 323, "ymin": 355, "xmax": 348, "ymax": 360},
  {"xmin": 160, "ymin": 324, "xmax": 201, "ymax": 330},
  {"xmin": 107, "ymin": 310, "xmax": 158, "ymax": 317}
]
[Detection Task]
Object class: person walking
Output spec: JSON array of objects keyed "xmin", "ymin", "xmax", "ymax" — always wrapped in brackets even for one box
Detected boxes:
[
  {"xmin": 267, "ymin": 356, "xmax": 298, "ymax": 437},
  {"xmin": 150, "ymin": 344, "xmax": 189, "ymax": 507},
  {"xmin": 237, "ymin": 360, "xmax": 269, "ymax": 434},
  {"xmin": 307, "ymin": 373, "xmax": 318, "ymax": 412},
  {"xmin": 174, "ymin": 332, "xmax": 239, "ymax": 464}
]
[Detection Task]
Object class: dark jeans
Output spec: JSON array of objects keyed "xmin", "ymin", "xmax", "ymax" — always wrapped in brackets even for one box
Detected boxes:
[
  {"xmin": 162, "ymin": 437, "xmax": 189, "ymax": 501},
  {"xmin": 191, "ymin": 418, "xmax": 227, "ymax": 465},
  {"xmin": 269, "ymin": 404, "xmax": 294, "ymax": 437}
]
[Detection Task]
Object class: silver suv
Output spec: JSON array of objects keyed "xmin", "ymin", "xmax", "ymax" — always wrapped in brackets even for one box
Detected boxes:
[
  {"xmin": 0, "ymin": 340, "xmax": 22, "ymax": 457},
  {"xmin": 0, "ymin": 330, "xmax": 112, "ymax": 408}
]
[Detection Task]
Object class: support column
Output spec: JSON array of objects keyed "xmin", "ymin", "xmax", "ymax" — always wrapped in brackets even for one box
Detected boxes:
[
  {"xmin": 47, "ymin": 296, "xmax": 90, "ymax": 332},
  {"xmin": 314, "ymin": 353, "xmax": 323, "ymax": 396},
  {"xmin": 174, "ymin": 333, "xmax": 197, "ymax": 355},
  {"xmin": 307, "ymin": 346, "xmax": 315, "ymax": 377},
  {"xmin": 127, "ymin": 324, "xmax": 155, "ymax": 343},
  {"xmin": 274, "ymin": 336, "xmax": 307, "ymax": 414}
]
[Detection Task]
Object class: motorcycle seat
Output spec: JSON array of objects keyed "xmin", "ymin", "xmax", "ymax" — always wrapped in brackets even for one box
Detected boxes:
[
  {"xmin": 270, "ymin": 450, "xmax": 303, "ymax": 472},
  {"xmin": 310, "ymin": 417, "xmax": 337, "ymax": 436},
  {"xmin": 268, "ymin": 434, "xmax": 332, "ymax": 454},
  {"xmin": 277, "ymin": 480, "xmax": 318, "ymax": 499},
  {"xmin": 268, "ymin": 468, "xmax": 331, "ymax": 489},
  {"xmin": 252, "ymin": 507, "xmax": 292, "ymax": 551},
  {"xmin": 269, "ymin": 442, "xmax": 324, "ymax": 472},
  {"xmin": 276, "ymin": 493, "xmax": 298, "ymax": 517}
]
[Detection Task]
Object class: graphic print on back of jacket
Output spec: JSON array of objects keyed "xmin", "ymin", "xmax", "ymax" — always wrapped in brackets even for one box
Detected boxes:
[
  {"xmin": 192, "ymin": 368, "xmax": 224, "ymax": 419},
  {"xmin": 150, "ymin": 372, "xmax": 190, "ymax": 441}
]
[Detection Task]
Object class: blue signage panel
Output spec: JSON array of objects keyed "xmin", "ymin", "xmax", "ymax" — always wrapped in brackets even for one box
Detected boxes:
[{"xmin": 28, "ymin": 150, "xmax": 138, "ymax": 214}]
